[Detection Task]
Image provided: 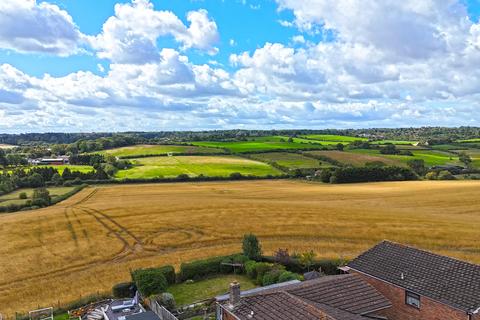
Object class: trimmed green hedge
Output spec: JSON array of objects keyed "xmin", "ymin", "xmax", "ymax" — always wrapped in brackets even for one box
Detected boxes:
[
  {"xmin": 132, "ymin": 268, "xmax": 168, "ymax": 297},
  {"xmin": 179, "ymin": 254, "xmax": 247, "ymax": 281}
]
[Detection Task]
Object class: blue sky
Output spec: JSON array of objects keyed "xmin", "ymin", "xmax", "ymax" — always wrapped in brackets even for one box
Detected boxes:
[{"xmin": 0, "ymin": 0, "xmax": 480, "ymax": 132}]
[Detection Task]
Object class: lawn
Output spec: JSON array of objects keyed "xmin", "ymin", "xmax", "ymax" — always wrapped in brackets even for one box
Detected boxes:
[
  {"xmin": 99, "ymin": 144, "xmax": 225, "ymax": 158},
  {"xmin": 300, "ymin": 134, "xmax": 367, "ymax": 143},
  {"xmin": 115, "ymin": 156, "xmax": 283, "ymax": 179},
  {"xmin": 2, "ymin": 180, "xmax": 480, "ymax": 315},
  {"xmin": 191, "ymin": 136, "xmax": 325, "ymax": 153},
  {"xmin": 167, "ymin": 274, "xmax": 256, "ymax": 306},
  {"xmin": 304, "ymin": 150, "xmax": 405, "ymax": 167},
  {"xmin": 0, "ymin": 186, "xmax": 77, "ymax": 206},
  {"xmin": 350, "ymin": 149, "xmax": 461, "ymax": 167}
]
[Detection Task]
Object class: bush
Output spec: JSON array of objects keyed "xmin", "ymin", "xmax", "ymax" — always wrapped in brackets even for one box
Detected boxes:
[
  {"xmin": 243, "ymin": 233, "xmax": 262, "ymax": 260},
  {"xmin": 438, "ymin": 170, "xmax": 455, "ymax": 180},
  {"xmin": 262, "ymin": 267, "xmax": 284, "ymax": 286},
  {"xmin": 278, "ymin": 271, "xmax": 302, "ymax": 283},
  {"xmin": 132, "ymin": 269, "xmax": 168, "ymax": 296},
  {"xmin": 245, "ymin": 260, "xmax": 258, "ymax": 278},
  {"xmin": 220, "ymin": 257, "xmax": 234, "ymax": 273},
  {"xmin": 158, "ymin": 265, "xmax": 176, "ymax": 285},
  {"xmin": 154, "ymin": 292, "xmax": 176, "ymax": 311},
  {"xmin": 112, "ymin": 282, "xmax": 136, "ymax": 298},
  {"xmin": 179, "ymin": 255, "xmax": 235, "ymax": 281},
  {"xmin": 254, "ymin": 262, "xmax": 273, "ymax": 284},
  {"xmin": 19, "ymin": 192, "xmax": 27, "ymax": 199}
]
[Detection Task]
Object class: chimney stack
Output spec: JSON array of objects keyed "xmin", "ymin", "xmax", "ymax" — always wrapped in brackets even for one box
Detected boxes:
[{"xmin": 229, "ymin": 281, "xmax": 241, "ymax": 307}]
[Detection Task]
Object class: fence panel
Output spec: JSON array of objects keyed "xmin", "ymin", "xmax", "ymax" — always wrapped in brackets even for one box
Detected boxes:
[{"xmin": 149, "ymin": 301, "xmax": 178, "ymax": 320}]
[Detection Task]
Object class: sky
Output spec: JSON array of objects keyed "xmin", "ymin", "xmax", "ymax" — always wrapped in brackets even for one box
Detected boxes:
[{"xmin": 0, "ymin": 0, "xmax": 480, "ymax": 133}]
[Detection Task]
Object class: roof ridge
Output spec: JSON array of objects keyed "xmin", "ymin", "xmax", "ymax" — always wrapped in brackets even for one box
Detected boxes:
[{"xmin": 380, "ymin": 240, "xmax": 480, "ymax": 268}]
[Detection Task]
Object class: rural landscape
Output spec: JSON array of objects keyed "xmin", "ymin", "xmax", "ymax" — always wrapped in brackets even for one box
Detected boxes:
[
  {"xmin": 1, "ymin": 128, "xmax": 480, "ymax": 316},
  {"xmin": 3, "ymin": 0, "xmax": 480, "ymax": 319}
]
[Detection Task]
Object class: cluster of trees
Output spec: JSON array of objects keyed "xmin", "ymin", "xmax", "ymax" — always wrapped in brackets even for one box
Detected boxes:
[
  {"xmin": 317, "ymin": 166, "xmax": 418, "ymax": 184},
  {"xmin": 0, "ymin": 167, "xmax": 108, "ymax": 196},
  {"xmin": 379, "ymin": 144, "xmax": 413, "ymax": 156},
  {"xmin": 2, "ymin": 127, "xmax": 478, "ymax": 149}
]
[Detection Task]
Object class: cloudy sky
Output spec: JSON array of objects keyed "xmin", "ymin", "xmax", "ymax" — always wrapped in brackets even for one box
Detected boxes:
[{"xmin": 0, "ymin": 0, "xmax": 480, "ymax": 133}]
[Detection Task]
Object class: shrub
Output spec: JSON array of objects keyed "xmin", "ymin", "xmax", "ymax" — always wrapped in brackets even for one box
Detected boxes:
[
  {"xmin": 179, "ymin": 255, "xmax": 231, "ymax": 281},
  {"xmin": 438, "ymin": 170, "xmax": 455, "ymax": 180},
  {"xmin": 254, "ymin": 262, "xmax": 273, "ymax": 284},
  {"xmin": 232, "ymin": 254, "xmax": 249, "ymax": 264},
  {"xmin": 154, "ymin": 292, "xmax": 176, "ymax": 311},
  {"xmin": 158, "ymin": 265, "xmax": 176, "ymax": 285},
  {"xmin": 245, "ymin": 260, "xmax": 258, "ymax": 279},
  {"xmin": 112, "ymin": 282, "xmax": 136, "ymax": 298},
  {"xmin": 19, "ymin": 192, "xmax": 27, "ymax": 199},
  {"xmin": 262, "ymin": 267, "xmax": 284, "ymax": 286},
  {"xmin": 132, "ymin": 269, "xmax": 168, "ymax": 296},
  {"xmin": 243, "ymin": 233, "xmax": 262, "ymax": 260},
  {"xmin": 425, "ymin": 171, "xmax": 438, "ymax": 180},
  {"xmin": 278, "ymin": 271, "xmax": 302, "ymax": 283}
]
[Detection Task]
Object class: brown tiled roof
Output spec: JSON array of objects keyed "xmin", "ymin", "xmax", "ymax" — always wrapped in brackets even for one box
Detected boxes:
[
  {"xmin": 287, "ymin": 274, "xmax": 391, "ymax": 315},
  {"xmin": 222, "ymin": 291, "xmax": 367, "ymax": 320},
  {"xmin": 348, "ymin": 240, "xmax": 480, "ymax": 312},
  {"xmin": 222, "ymin": 291, "xmax": 335, "ymax": 320},
  {"xmin": 221, "ymin": 274, "xmax": 390, "ymax": 320}
]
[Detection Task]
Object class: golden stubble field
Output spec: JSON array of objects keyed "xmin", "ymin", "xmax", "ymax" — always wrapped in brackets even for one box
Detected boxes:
[{"xmin": 1, "ymin": 180, "xmax": 480, "ymax": 315}]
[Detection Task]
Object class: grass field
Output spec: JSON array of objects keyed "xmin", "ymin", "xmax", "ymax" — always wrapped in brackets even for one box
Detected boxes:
[
  {"xmin": 191, "ymin": 136, "xmax": 326, "ymax": 153},
  {"xmin": 350, "ymin": 149, "xmax": 461, "ymax": 167},
  {"xmin": 38, "ymin": 165, "xmax": 94, "ymax": 174},
  {"xmin": 370, "ymin": 140, "xmax": 418, "ymax": 145},
  {"xmin": 0, "ymin": 186, "xmax": 77, "ymax": 206},
  {"xmin": 304, "ymin": 150, "xmax": 405, "ymax": 167},
  {"xmin": 456, "ymin": 138, "xmax": 480, "ymax": 143},
  {"xmin": 249, "ymin": 152, "xmax": 324, "ymax": 169},
  {"xmin": 300, "ymin": 134, "xmax": 367, "ymax": 142},
  {"xmin": 167, "ymin": 274, "xmax": 256, "ymax": 306},
  {"xmin": 2, "ymin": 180, "xmax": 480, "ymax": 315},
  {"xmin": 115, "ymin": 156, "xmax": 282, "ymax": 179},
  {"xmin": 99, "ymin": 144, "xmax": 225, "ymax": 158}
]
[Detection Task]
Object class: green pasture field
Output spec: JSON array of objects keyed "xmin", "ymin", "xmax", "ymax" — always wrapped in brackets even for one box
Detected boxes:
[
  {"xmin": 370, "ymin": 140, "xmax": 418, "ymax": 145},
  {"xmin": 99, "ymin": 144, "xmax": 225, "ymax": 158},
  {"xmin": 456, "ymin": 138, "xmax": 480, "ymax": 143},
  {"xmin": 300, "ymin": 134, "xmax": 368, "ymax": 142},
  {"xmin": 115, "ymin": 155, "xmax": 283, "ymax": 179},
  {"xmin": 191, "ymin": 136, "xmax": 326, "ymax": 153},
  {"xmin": 4, "ymin": 165, "xmax": 94, "ymax": 175},
  {"xmin": 0, "ymin": 186, "xmax": 77, "ymax": 206},
  {"xmin": 350, "ymin": 149, "xmax": 461, "ymax": 167},
  {"xmin": 37, "ymin": 165, "xmax": 94, "ymax": 174},
  {"xmin": 249, "ymin": 152, "xmax": 324, "ymax": 169}
]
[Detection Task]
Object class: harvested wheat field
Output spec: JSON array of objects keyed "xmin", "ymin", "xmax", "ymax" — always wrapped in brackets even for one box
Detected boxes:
[{"xmin": 1, "ymin": 180, "xmax": 480, "ymax": 315}]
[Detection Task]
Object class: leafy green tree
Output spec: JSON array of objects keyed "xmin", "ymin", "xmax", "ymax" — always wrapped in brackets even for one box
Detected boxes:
[
  {"xmin": 32, "ymin": 187, "xmax": 51, "ymax": 206},
  {"xmin": 407, "ymin": 159, "xmax": 426, "ymax": 175},
  {"xmin": 459, "ymin": 152, "xmax": 472, "ymax": 167},
  {"xmin": 438, "ymin": 170, "xmax": 455, "ymax": 180},
  {"xmin": 243, "ymin": 233, "xmax": 262, "ymax": 260},
  {"xmin": 51, "ymin": 173, "xmax": 63, "ymax": 186},
  {"xmin": 336, "ymin": 143, "xmax": 345, "ymax": 151},
  {"xmin": 299, "ymin": 250, "xmax": 316, "ymax": 271}
]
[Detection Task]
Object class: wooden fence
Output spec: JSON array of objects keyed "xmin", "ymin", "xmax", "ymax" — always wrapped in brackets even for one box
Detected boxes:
[{"xmin": 149, "ymin": 301, "xmax": 179, "ymax": 320}]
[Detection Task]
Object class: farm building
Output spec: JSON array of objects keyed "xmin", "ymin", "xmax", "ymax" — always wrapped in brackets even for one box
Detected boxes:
[
  {"xmin": 30, "ymin": 156, "xmax": 70, "ymax": 165},
  {"xmin": 346, "ymin": 241, "xmax": 480, "ymax": 320}
]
